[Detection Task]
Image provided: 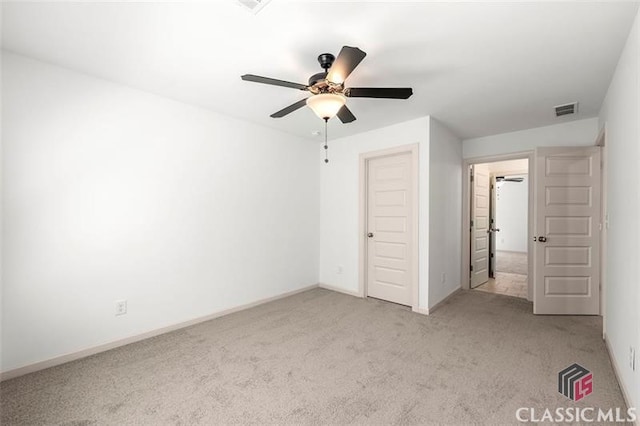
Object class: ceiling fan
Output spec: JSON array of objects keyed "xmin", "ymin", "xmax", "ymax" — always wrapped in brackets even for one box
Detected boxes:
[
  {"xmin": 496, "ymin": 176, "xmax": 524, "ymax": 183},
  {"xmin": 241, "ymin": 46, "xmax": 413, "ymax": 123}
]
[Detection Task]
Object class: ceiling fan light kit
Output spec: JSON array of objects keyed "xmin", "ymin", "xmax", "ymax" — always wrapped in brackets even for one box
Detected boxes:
[
  {"xmin": 306, "ymin": 93, "xmax": 346, "ymax": 120},
  {"xmin": 241, "ymin": 45, "xmax": 413, "ymax": 162}
]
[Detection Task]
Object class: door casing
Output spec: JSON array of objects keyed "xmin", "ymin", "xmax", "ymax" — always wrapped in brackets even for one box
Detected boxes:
[
  {"xmin": 461, "ymin": 151, "xmax": 535, "ymax": 301},
  {"xmin": 595, "ymin": 126, "xmax": 607, "ymax": 326},
  {"xmin": 359, "ymin": 144, "xmax": 420, "ymax": 311}
]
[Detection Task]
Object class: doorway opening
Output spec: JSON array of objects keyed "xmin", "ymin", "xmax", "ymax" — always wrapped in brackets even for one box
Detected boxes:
[{"xmin": 470, "ymin": 158, "xmax": 529, "ymax": 300}]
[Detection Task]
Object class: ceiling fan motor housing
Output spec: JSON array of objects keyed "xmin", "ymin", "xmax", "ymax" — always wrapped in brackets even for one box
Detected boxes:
[
  {"xmin": 308, "ymin": 72, "xmax": 328, "ymax": 88},
  {"xmin": 308, "ymin": 53, "xmax": 339, "ymax": 92},
  {"xmin": 317, "ymin": 53, "xmax": 335, "ymax": 70}
]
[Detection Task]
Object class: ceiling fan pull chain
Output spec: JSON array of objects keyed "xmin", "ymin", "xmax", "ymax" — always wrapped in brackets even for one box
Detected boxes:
[{"xmin": 324, "ymin": 118, "xmax": 329, "ymax": 164}]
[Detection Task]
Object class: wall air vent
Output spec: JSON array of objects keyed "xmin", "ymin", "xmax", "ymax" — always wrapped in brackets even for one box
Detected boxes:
[
  {"xmin": 554, "ymin": 102, "xmax": 578, "ymax": 117},
  {"xmin": 236, "ymin": 0, "xmax": 272, "ymax": 14}
]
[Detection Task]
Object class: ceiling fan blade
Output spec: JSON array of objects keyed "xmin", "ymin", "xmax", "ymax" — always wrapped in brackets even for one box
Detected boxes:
[
  {"xmin": 270, "ymin": 98, "xmax": 309, "ymax": 118},
  {"xmin": 496, "ymin": 176, "xmax": 524, "ymax": 182},
  {"xmin": 337, "ymin": 105, "xmax": 356, "ymax": 123},
  {"xmin": 326, "ymin": 46, "xmax": 367, "ymax": 84},
  {"xmin": 241, "ymin": 74, "xmax": 308, "ymax": 91},
  {"xmin": 346, "ymin": 87, "xmax": 413, "ymax": 99}
]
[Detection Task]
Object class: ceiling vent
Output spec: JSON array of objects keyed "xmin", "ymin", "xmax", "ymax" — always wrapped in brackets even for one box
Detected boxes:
[
  {"xmin": 554, "ymin": 102, "xmax": 578, "ymax": 117},
  {"xmin": 236, "ymin": 0, "xmax": 272, "ymax": 14}
]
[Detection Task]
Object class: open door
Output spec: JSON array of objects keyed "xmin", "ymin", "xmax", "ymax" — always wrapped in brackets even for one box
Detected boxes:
[
  {"xmin": 470, "ymin": 164, "xmax": 490, "ymax": 288},
  {"xmin": 534, "ymin": 147, "xmax": 601, "ymax": 315},
  {"xmin": 489, "ymin": 174, "xmax": 498, "ymax": 278}
]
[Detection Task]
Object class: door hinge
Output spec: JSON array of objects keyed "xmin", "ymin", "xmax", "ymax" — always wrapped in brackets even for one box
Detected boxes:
[
  {"xmin": 471, "ymin": 175, "xmax": 474, "ymax": 182},
  {"xmin": 470, "ymin": 265, "xmax": 474, "ymax": 272},
  {"xmin": 490, "ymin": 253, "xmax": 494, "ymax": 258},
  {"xmin": 471, "ymin": 220, "xmax": 474, "ymax": 227}
]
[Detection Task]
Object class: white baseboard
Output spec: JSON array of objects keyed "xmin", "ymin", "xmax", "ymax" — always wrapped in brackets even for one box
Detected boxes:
[
  {"xmin": 428, "ymin": 287, "xmax": 462, "ymax": 315},
  {"xmin": 604, "ymin": 335, "xmax": 638, "ymax": 423},
  {"xmin": 318, "ymin": 282, "xmax": 362, "ymax": 298},
  {"xmin": 0, "ymin": 284, "xmax": 319, "ymax": 382},
  {"xmin": 412, "ymin": 306, "xmax": 430, "ymax": 315},
  {"xmin": 319, "ymin": 283, "xmax": 431, "ymax": 316}
]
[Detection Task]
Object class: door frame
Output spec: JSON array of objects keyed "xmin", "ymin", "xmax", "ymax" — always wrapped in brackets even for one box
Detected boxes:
[
  {"xmin": 595, "ymin": 126, "xmax": 607, "ymax": 327},
  {"xmin": 358, "ymin": 144, "xmax": 419, "ymax": 311},
  {"xmin": 461, "ymin": 151, "xmax": 535, "ymax": 301},
  {"xmin": 489, "ymin": 173, "xmax": 497, "ymax": 278}
]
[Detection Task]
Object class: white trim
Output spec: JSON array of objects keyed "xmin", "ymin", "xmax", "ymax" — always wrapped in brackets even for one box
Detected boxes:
[
  {"xmin": 596, "ymin": 124, "xmax": 607, "ymax": 330},
  {"xmin": 318, "ymin": 283, "xmax": 361, "ymax": 298},
  {"xmin": 358, "ymin": 144, "xmax": 420, "ymax": 311},
  {"xmin": 604, "ymin": 336, "xmax": 638, "ymax": 424},
  {"xmin": 0, "ymin": 284, "xmax": 319, "ymax": 381},
  {"xmin": 461, "ymin": 151, "xmax": 535, "ymax": 302},
  {"xmin": 412, "ymin": 307, "xmax": 430, "ymax": 315}
]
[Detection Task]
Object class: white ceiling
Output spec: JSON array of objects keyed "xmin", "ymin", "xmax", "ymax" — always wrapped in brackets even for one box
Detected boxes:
[{"xmin": 2, "ymin": 1, "xmax": 638, "ymax": 140}]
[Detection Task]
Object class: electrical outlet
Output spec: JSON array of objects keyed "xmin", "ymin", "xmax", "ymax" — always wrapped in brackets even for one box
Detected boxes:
[
  {"xmin": 441, "ymin": 272, "xmax": 446, "ymax": 284},
  {"xmin": 337, "ymin": 265, "xmax": 344, "ymax": 274},
  {"xmin": 630, "ymin": 346, "xmax": 636, "ymax": 371},
  {"xmin": 115, "ymin": 300, "xmax": 127, "ymax": 316}
]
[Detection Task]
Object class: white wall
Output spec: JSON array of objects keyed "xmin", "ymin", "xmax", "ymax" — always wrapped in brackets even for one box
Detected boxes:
[
  {"xmin": 318, "ymin": 117, "xmax": 431, "ymax": 309},
  {"xmin": 428, "ymin": 119, "xmax": 462, "ymax": 309},
  {"xmin": 598, "ymin": 9, "xmax": 639, "ymax": 410},
  {"xmin": 463, "ymin": 117, "xmax": 599, "ymax": 159},
  {"xmin": 1, "ymin": 52, "xmax": 320, "ymax": 373},
  {"xmin": 495, "ymin": 175, "xmax": 528, "ymax": 253},
  {"xmin": 487, "ymin": 159, "xmax": 528, "ymax": 175},
  {"xmin": 0, "ymin": 49, "xmax": 4, "ymax": 373}
]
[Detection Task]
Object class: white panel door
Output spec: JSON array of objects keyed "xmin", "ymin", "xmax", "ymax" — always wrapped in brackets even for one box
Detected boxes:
[
  {"xmin": 471, "ymin": 164, "xmax": 490, "ymax": 288},
  {"xmin": 534, "ymin": 147, "xmax": 601, "ymax": 315},
  {"xmin": 367, "ymin": 153, "xmax": 413, "ymax": 306},
  {"xmin": 489, "ymin": 174, "xmax": 497, "ymax": 278}
]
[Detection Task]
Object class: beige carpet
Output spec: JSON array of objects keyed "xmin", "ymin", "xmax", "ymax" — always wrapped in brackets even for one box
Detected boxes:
[{"xmin": 1, "ymin": 288, "xmax": 625, "ymax": 424}]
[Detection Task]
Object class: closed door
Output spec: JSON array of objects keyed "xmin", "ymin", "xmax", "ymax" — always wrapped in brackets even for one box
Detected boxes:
[
  {"xmin": 471, "ymin": 164, "xmax": 490, "ymax": 288},
  {"xmin": 534, "ymin": 147, "xmax": 601, "ymax": 315},
  {"xmin": 366, "ymin": 153, "xmax": 413, "ymax": 306}
]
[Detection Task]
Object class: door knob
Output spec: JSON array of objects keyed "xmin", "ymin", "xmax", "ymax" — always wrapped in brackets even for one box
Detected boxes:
[
  {"xmin": 367, "ymin": 232, "xmax": 374, "ymax": 238},
  {"xmin": 538, "ymin": 236, "xmax": 547, "ymax": 242}
]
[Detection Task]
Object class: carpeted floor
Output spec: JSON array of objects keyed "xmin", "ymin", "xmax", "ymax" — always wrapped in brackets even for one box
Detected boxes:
[{"xmin": 0, "ymin": 288, "xmax": 625, "ymax": 425}]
